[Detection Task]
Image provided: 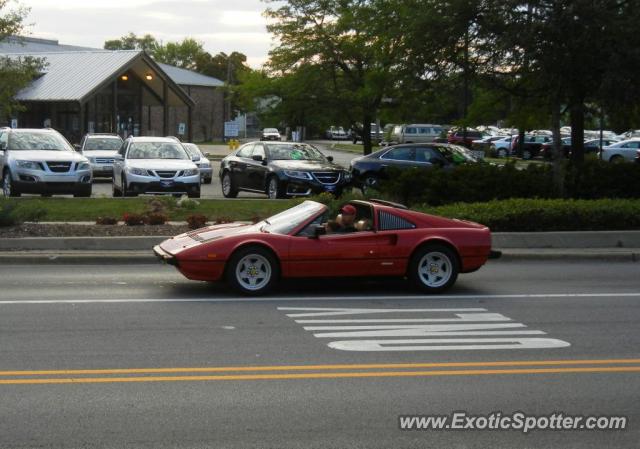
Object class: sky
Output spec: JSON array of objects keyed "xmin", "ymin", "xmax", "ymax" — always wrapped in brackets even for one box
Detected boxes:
[{"xmin": 20, "ymin": 0, "xmax": 276, "ymax": 67}]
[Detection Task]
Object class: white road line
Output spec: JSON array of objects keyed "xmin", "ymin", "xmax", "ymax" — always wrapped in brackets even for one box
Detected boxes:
[{"xmin": 0, "ymin": 292, "xmax": 639, "ymax": 304}]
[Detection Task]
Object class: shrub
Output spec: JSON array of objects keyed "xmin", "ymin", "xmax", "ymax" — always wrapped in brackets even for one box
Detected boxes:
[
  {"xmin": 186, "ymin": 214, "xmax": 208, "ymax": 229},
  {"xmin": 144, "ymin": 213, "xmax": 168, "ymax": 225},
  {"xmin": 122, "ymin": 212, "xmax": 145, "ymax": 226},
  {"xmin": 0, "ymin": 201, "xmax": 19, "ymax": 227},
  {"xmin": 214, "ymin": 216, "xmax": 234, "ymax": 224},
  {"xmin": 0, "ymin": 200, "xmax": 46, "ymax": 227},
  {"xmin": 427, "ymin": 198, "xmax": 640, "ymax": 232},
  {"xmin": 96, "ymin": 216, "xmax": 118, "ymax": 225},
  {"xmin": 176, "ymin": 196, "xmax": 199, "ymax": 210}
]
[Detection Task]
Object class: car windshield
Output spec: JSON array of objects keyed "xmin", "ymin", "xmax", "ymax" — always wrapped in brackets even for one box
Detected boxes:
[
  {"xmin": 439, "ymin": 145, "xmax": 479, "ymax": 163},
  {"xmin": 84, "ymin": 137, "xmax": 122, "ymax": 151},
  {"xmin": 183, "ymin": 144, "xmax": 203, "ymax": 158},
  {"xmin": 261, "ymin": 201, "xmax": 326, "ymax": 235},
  {"xmin": 8, "ymin": 132, "xmax": 73, "ymax": 152},
  {"xmin": 127, "ymin": 142, "xmax": 188, "ymax": 160},
  {"xmin": 264, "ymin": 128, "xmax": 279, "ymax": 133},
  {"xmin": 266, "ymin": 144, "xmax": 326, "ymax": 161}
]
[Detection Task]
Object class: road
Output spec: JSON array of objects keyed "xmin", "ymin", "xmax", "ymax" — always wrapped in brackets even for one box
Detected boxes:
[
  {"xmin": 0, "ymin": 259, "xmax": 638, "ymax": 448},
  {"xmin": 87, "ymin": 143, "xmax": 359, "ymax": 200}
]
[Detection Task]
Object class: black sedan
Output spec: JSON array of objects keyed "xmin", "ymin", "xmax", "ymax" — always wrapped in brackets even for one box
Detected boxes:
[
  {"xmin": 219, "ymin": 142, "xmax": 352, "ymax": 199},
  {"xmin": 350, "ymin": 143, "xmax": 479, "ymax": 191}
]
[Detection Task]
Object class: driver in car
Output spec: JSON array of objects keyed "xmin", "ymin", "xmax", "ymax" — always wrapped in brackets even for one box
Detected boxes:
[{"xmin": 326, "ymin": 204, "xmax": 357, "ymax": 233}]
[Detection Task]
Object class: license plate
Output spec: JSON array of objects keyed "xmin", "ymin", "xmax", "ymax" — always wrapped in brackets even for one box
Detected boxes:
[
  {"xmin": 325, "ymin": 185, "xmax": 336, "ymax": 192},
  {"xmin": 160, "ymin": 180, "xmax": 175, "ymax": 188}
]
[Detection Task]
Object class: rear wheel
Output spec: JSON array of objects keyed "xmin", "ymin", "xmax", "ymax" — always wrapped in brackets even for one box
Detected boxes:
[
  {"xmin": 112, "ymin": 177, "xmax": 121, "ymax": 197},
  {"xmin": 360, "ymin": 173, "xmax": 379, "ymax": 195},
  {"xmin": 226, "ymin": 246, "xmax": 279, "ymax": 295},
  {"xmin": 2, "ymin": 170, "xmax": 20, "ymax": 197},
  {"xmin": 408, "ymin": 244, "xmax": 459, "ymax": 293},
  {"xmin": 221, "ymin": 172, "xmax": 238, "ymax": 198},
  {"xmin": 610, "ymin": 155, "xmax": 624, "ymax": 164},
  {"xmin": 497, "ymin": 148, "xmax": 507, "ymax": 158}
]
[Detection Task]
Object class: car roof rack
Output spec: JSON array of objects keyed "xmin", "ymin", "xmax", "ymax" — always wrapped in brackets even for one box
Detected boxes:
[{"xmin": 368, "ymin": 199, "xmax": 409, "ymax": 210}]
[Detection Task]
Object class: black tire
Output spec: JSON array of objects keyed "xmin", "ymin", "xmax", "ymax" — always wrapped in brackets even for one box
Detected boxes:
[
  {"xmin": 188, "ymin": 190, "xmax": 201, "ymax": 199},
  {"xmin": 360, "ymin": 173, "xmax": 379, "ymax": 195},
  {"xmin": 204, "ymin": 177, "xmax": 212, "ymax": 185},
  {"xmin": 225, "ymin": 246, "xmax": 279, "ymax": 296},
  {"xmin": 610, "ymin": 155, "xmax": 624, "ymax": 164},
  {"xmin": 2, "ymin": 170, "xmax": 20, "ymax": 197},
  {"xmin": 121, "ymin": 175, "xmax": 137, "ymax": 197},
  {"xmin": 112, "ymin": 177, "xmax": 121, "ymax": 197},
  {"xmin": 267, "ymin": 176, "xmax": 285, "ymax": 199},
  {"xmin": 522, "ymin": 149, "xmax": 532, "ymax": 160},
  {"xmin": 408, "ymin": 243, "xmax": 459, "ymax": 293},
  {"xmin": 221, "ymin": 171, "xmax": 238, "ymax": 198},
  {"xmin": 497, "ymin": 148, "xmax": 508, "ymax": 158}
]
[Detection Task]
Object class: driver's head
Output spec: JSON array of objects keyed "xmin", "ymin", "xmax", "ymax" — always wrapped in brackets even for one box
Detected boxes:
[{"xmin": 339, "ymin": 204, "xmax": 356, "ymax": 225}]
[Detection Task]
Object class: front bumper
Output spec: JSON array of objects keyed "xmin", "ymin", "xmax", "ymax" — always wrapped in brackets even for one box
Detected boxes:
[
  {"xmin": 126, "ymin": 173, "xmax": 201, "ymax": 195},
  {"xmin": 153, "ymin": 245, "xmax": 178, "ymax": 266},
  {"xmin": 90, "ymin": 163, "xmax": 114, "ymax": 177},
  {"xmin": 282, "ymin": 175, "xmax": 351, "ymax": 196},
  {"xmin": 14, "ymin": 169, "xmax": 92, "ymax": 194}
]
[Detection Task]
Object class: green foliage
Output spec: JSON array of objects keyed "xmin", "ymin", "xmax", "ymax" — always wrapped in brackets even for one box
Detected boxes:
[
  {"xmin": 378, "ymin": 160, "xmax": 640, "ymax": 207},
  {"xmin": 429, "ymin": 199, "xmax": 640, "ymax": 232},
  {"xmin": 0, "ymin": 199, "xmax": 46, "ymax": 226},
  {"xmin": 103, "ymin": 32, "xmax": 159, "ymax": 52}
]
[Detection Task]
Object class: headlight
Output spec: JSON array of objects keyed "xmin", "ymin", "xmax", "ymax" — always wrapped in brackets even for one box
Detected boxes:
[
  {"xmin": 343, "ymin": 171, "xmax": 352, "ymax": 182},
  {"xmin": 77, "ymin": 162, "xmax": 90, "ymax": 171},
  {"xmin": 200, "ymin": 162, "xmax": 210, "ymax": 168},
  {"xmin": 16, "ymin": 160, "xmax": 42, "ymax": 170},
  {"xmin": 127, "ymin": 167, "xmax": 150, "ymax": 176},
  {"xmin": 182, "ymin": 168, "xmax": 199, "ymax": 176},
  {"xmin": 87, "ymin": 157, "xmax": 95, "ymax": 163},
  {"xmin": 284, "ymin": 170, "xmax": 312, "ymax": 180}
]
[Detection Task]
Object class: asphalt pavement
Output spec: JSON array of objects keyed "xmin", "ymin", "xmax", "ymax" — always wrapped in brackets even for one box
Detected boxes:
[{"xmin": 0, "ymin": 259, "xmax": 639, "ymax": 448}]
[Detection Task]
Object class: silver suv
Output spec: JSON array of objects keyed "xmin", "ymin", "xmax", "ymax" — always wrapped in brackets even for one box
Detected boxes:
[
  {"xmin": 112, "ymin": 137, "xmax": 201, "ymax": 198},
  {"xmin": 0, "ymin": 128, "xmax": 92, "ymax": 197},
  {"xmin": 79, "ymin": 133, "xmax": 123, "ymax": 178}
]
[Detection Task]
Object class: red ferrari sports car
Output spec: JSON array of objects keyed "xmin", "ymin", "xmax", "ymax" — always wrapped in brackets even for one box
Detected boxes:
[{"xmin": 154, "ymin": 199, "xmax": 493, "ymax": 295}]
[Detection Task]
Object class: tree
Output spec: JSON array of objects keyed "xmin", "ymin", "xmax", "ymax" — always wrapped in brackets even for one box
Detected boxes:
[
  {"xmin": 264, "ymin": 0, "xmax": 407, "ymax": 154},
  {"xmin": 104, "ymin": 32, "xmax": 159, "ymax": 52},
  {"xmin": 0, "ymin": 1, "xmax": 44, "ymax": 120},
  {"xmin": 153, "ymin": 38, "xmax": 205, "ymax": 70}
]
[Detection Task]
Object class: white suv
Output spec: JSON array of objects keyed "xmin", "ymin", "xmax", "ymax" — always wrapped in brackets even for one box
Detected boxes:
[
  {"xmin": 112, "ymin": 137, "xmax": 200, "ymax": 198},
  {"xmin": 0, "ymin": 128, "xmax": 92, "ymax": 197}
]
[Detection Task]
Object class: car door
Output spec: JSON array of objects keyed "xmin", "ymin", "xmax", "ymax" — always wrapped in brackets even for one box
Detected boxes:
[
  {"xmin": 287, "ymin": 230, "xmax": 382, "ymax": 277},
  {"xmin": 228, "ymin": 143, "xmax": 253, "ymax": 189},
  {"xmin": 245, "ymin": 143, "xmax": 269, "ymax": 191},
  {"xmin": 620, "ymin": 141, "xmax": 640, "ymax": 160},
  {"xmin": 414, "ymin": 146, "xmax": 443, "ymax": 169},
  {"xmin": 377, "ymin": 146, "xmax": 416, "ymax": 177},
  {"xmin": 369, "ymin": 209, "xmax": 420, "ymax": 276}
]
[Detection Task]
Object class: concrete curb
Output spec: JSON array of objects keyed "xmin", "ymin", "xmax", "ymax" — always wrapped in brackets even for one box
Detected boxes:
[{"xmin": 1, "ymin": 231, "xmax": 640, "ymax": 252}]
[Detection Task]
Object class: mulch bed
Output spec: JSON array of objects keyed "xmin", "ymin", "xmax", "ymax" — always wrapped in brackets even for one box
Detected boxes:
[{"xmin": 0, "ymin": 223, "xmax": 192, "ymax": 238}]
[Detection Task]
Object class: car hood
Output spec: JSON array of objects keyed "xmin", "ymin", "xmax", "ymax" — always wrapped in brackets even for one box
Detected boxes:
[
  {"xmin": 9, "ymin": 150, "xmax": 87, "ymax": 162},
  {"xmin": 83, "ymin": 150, "xmax": 119, "ymax": 158},
  {"xmin": 159, "ymin": 222, "xmax": 259, "ymax": 255},
  {"xmin": 269, "ymin": 159, "xmax": 345, "ymax": 171},
  {"xmin": 126, "ymin": 159, "xmax": 197, "ymax": 170}
]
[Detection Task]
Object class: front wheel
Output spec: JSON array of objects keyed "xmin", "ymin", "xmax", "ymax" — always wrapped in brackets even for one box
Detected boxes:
[
  {"xmin": 267, "ymin": 176, "xmax": 285, "ymax": 199},
  {"xmin": 226, "ymin": 246, "xmax": 279, "ymax": 295},
  {"xmin": 408, "ymin": 244, "xmax": 459, "ymax": 293},
  {"xmin": 522, "ymin": 149, "xmax": 532, "ymax": 160},
  {"xmin": 221, "ymin": 172, "xmax": 238, "ymax": 198},
  {"xmin": 2, "ymin": 171, "xmax": 20, "ymax": 197}
]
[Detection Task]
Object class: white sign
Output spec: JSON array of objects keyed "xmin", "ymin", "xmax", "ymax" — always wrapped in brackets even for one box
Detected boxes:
[
  {"xmin": 10, "ymin": 119, "xmax": 18, "ymax": 129},
  {"xmin": 224, "ymin": 121, "xmax": 239, "ymax": 137},
  {"xmin": 177, "ymin": 123, "xmax": 186, "ymax": 135},
  {"xmin": 279, "ymin": 307, "xmax": 570, "ymax": 352}
]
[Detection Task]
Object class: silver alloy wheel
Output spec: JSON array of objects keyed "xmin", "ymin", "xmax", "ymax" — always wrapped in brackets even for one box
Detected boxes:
[
  {"xmin": 417, "ymin": 251, "xmax": 452, "ymax": 288},
  {"xmin": 268, "ymin": 178, "xmax": 278, "ymax": 199},
  {"xmin": 235, "ymin": 254, "xmax": 272, "ymax": 291},
  {"xmin": 2, "ymin": 172, "xmax": 11, "ymax": 197},
  {"xmin": 498, "ymin": 148, "xmax": 507, "ymax": 158},
  {"xmin": 222, "ymin": 173, "xmax": 232, "ymax": 195}
]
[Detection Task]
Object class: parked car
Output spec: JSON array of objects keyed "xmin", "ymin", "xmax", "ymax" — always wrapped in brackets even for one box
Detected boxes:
[
  {"xmin": 219, "ymin": 141, "xmax": 351, "ymax": 199},
  {"xmin": 511, "ymin": 134, "xmax": 552, "ymax": 160},
  {"xmin": 539, "ymin": 137, "xmax": 572, "ymax": 160},
  {"xmin": 447, "ymin": 129, "xmax": 484, "ymax": 147},
  {"xmin": 389, "ymin": 124, "xmax": 445, "ymax": 144},
  {"xmin": 0, "ymin": 127, "xmax": 92, "ymax": 197},
  {"xmin": 351, "ymin": 123, "xmax": 384, "ymax": 144},
  {"xmin": 182, "ymin": 143, "xmax": 212, "ymax": 184},
  {"xmin": 601, "ymin": 139, "xmax": 640, "ymax": 163},
  {"xmin": 154, "ymin": 199, "xmax": 493, "ymax": 295},
  {"xmin": 112, "ymin": 137, "xmax": 200, "ymax": 198},
  {"xmin": 471, "ymin": 136, "xmax": 505, "ymax": 151},
  {"xmin": 78, "ymin": 133, "xmax": 123, "ymax": 178},
  {"xmin": 350, "ymin": 143, "xmax": 480, "ymax": 191},
  {"xmin": 326, "ymin": 126, "xmax": 348, "ymax": 140},
  {"xmin": 261, "ymin": 128, "xmax": 281, "ymax": 141},
  {"xmin": 488, "ymin": 136, "xmax": 515, "ymax": 157},
  {"xmin": 636, "ymin": 150, "xmax": 640, "ymax": 164}
]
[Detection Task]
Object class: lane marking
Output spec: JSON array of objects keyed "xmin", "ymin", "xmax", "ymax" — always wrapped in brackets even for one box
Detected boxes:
[
  {"xmin": 1, "ymin": 366, "xmax": 640, "ymax": 385},
  {"xmin": 2, "ymin": 358, "xmax": 639, "ymax": 377},
  {"xmin": 0, "ymin": 293, "xmax": 639, "ymax": 304},
  {"xmin": 280, "ymin": 307, "xmax": 571, "ymax": 352}
]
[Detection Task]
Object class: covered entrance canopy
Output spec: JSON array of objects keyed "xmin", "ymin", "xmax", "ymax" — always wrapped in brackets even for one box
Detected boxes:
[{"xmin": 9, "ymin": 50, "xmax": 194, "ymax": 143}]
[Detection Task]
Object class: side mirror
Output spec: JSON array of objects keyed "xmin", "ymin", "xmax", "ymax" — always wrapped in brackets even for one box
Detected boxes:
[
  {"xmin": 327, "ymin": 156, "xmax": 334, "ymax": 162},
  {"xmin": 191, "ymin": 155, "xmax": 201, "ymax": 162},
  {"xmin": 252, "ymin": 155, "xmax": 264, "ymax": 162},
  {"xmin": 309, "ymin": 224, "xmax": 326, "ymax": 239}
]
